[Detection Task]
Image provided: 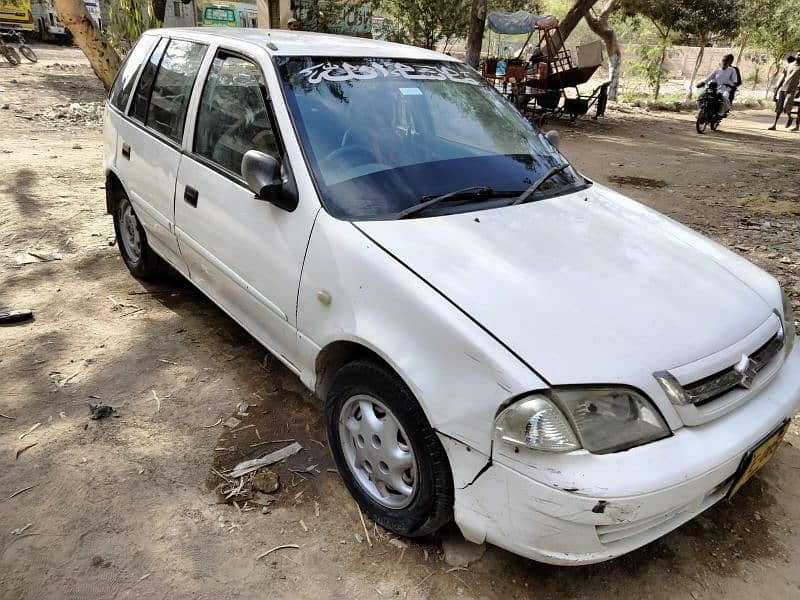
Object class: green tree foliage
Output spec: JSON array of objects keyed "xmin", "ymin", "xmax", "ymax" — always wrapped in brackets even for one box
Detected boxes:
[
  {"xmin": 107, "ymin": 0, "xmax": 158, "ymax": 52},
  {"xmin": 381, "ymin": 0, "xmax": 531, "ymax": 51},
  {"xmin": 627, "ymin": 37, "xmax": 672, "ymax": 93},
  {"xmin": 742, "ymin": 0, "xmax": 800, "ymax": 68},
  {"xmin": 676, "ymin": 0, "xmax": 741, "ymax": 97},
  {"xmin": 382, "ymin": 0, "xmax": 471, "ymax": 50},
  {"xmin": 618, "ymin": 0, "xmax": 682, "ymax": 98},
  {"xmin": 619, "ymin": 0, "xmax": 742, "ymax": 99},
  {"xmin": 296, "ymin": 0, "xmax": 361, "ymax": 34}
]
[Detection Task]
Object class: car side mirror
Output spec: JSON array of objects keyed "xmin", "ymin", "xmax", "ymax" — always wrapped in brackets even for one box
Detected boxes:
[
  {"xmin": 242, "ymin": 150, "xmax": 296, "ymax": 211},
  {"xmin": 545, "ymin": 130, "xmax": 560, "ymax": 150}
]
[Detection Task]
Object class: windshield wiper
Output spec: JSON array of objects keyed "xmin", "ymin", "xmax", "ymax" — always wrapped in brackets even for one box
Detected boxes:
[
  {"xmin": 510, "ymin": 163, "xmax": 571, "ymax": 206},
  {"xmin": 397, "ymin": 185, "xmax": 501, "ymax": 219}
]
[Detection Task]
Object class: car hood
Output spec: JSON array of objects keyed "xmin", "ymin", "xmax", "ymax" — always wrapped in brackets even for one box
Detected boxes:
[{"xmin": 355, "ymin": 185, "xmax": 773, "ymax": 386}]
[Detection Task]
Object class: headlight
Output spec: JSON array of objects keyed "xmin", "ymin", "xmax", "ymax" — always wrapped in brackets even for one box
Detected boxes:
[
  {"xmin": 553, "ymin": 387, "xmax": 670, "ymax": 454},
  {"xmin": 782, "ymin": 289, "xmax": 796, "ymax": 355},
  {"xmin": 494, "ymin": 395, "xmax": 579, "ymax": 452},
  {"xmin": 494, "ymin": 388, "xmax": 670, "ymax": 455}
]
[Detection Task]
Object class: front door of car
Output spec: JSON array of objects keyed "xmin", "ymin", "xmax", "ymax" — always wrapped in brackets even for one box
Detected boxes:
[
  {"xmin": 174, "ymin": 49, "xmax": 316, "ymax": 370},
  {"xmin": 117, "ymin": 36, "xmax": 208, "ymax": 271}
]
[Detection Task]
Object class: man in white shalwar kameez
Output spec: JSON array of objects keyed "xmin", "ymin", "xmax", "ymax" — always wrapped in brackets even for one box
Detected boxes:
[{"xmin": 697, "ymin": 54, "xmax": 738, "ymax": 116}]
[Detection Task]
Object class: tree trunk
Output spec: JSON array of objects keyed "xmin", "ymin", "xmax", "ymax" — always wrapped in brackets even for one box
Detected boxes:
[
  {"xmin": 765, "ymin": 62, "xmax": 778, "ymax": 99},
  {"xmin": 53, "ymin": 0, "xmax": 120, "ymax": 91},
  {"xmin": 654, "ymin": 38, "xmax": 668, "ymax": 101},
  {"xmin": 686, "ymin": 37, "xmax": 705, "ymax": 100},
  {"xmin": 735, "ymin": 33, "xmax": 749, "ymax": 66},
  {"xmin": 559, "ymin": 0, "xmax": 600, "ymax": 41},
  {"xmin": 584, "ymin": 0, "xmax": 621, "ymax": 101},
  {"xmin": 464, "ymin": 0, "xmax": 486, "ymax": 69}
]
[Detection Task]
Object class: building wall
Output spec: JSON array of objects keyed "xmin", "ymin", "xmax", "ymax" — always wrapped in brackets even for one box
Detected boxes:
[
  {"xmin": 164, "ymin": 0, "xmax": 196, "ymax": 27},
  {"xmin": 256, "ymin": 0, "xmax": 291, "ymax": 29}
]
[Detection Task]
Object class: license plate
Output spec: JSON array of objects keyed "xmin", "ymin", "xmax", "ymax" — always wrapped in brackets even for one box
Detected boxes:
[{"xmin": 727, "ymin": 419, "xmax": 790, "ymax": 499}]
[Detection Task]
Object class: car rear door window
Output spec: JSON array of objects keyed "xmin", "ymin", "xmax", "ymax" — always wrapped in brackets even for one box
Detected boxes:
[
  {"xmin": 194, "ymin": 52, "xmax": 280, "ymax": 176},
  {"xmin": 129, "ymin": 37, "xmax": 168, "ymax": 123},
  {"xmin": 109, "ymin": 35, "xmax": 157, "ymax": 112},
  {"xmin": 146, "ymin": 39, "xmax": 208, "ymax": 142}
]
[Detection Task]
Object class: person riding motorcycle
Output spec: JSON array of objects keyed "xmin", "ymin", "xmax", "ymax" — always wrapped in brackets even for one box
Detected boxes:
[{"xmin": 696, "ymin": 54, "xmax": 738, "ymax": 117}]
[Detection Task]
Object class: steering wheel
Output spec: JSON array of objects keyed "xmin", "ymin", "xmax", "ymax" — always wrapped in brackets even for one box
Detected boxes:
[{"xmin": 220, "ymin": 107, "xmax": 268, "ymax": 145}]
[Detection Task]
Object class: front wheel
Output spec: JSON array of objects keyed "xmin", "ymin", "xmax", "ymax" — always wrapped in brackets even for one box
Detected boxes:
[
  {"xmin": 696, "ymin": 110, "xmax": 708, "ymax": 134},
  {"xmin": 19, "ymin": 46, "xmax": 37, "ymax": 63},
  {"xmin": 0, "ymin": 46, "xmax": 20, "ymax": 65},
  {"xmin": 326, "ymin": 359, "xmax": 454, "ymax": 538}
]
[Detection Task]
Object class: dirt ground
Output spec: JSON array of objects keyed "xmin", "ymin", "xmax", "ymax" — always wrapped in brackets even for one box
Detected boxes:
[{"xmin": 1, "ymin": 45, "xmax": 799, "ymax": 600}]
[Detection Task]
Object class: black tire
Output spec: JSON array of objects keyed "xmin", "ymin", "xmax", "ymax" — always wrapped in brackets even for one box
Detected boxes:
[
  {"xmin": 111, "ymin": 188, "xmax": 168, "ymax": 280},
  {"xmin": 1, "ymin": 46, "xmax": 20, "ymax": 65},
  {"xmin": 710, "ymin": 118, "xmax": 720, "ymax": 131},
  {"xmin": 326, "ymin": 359, "xmax": 454, "ymax": 538},
  {"xmin": 20, "ymin": 46, "xmax": 37, "ymax": 63},
  {"xmin": 696, "ymin": 110, "xmax": 707, "ymax": 134}
]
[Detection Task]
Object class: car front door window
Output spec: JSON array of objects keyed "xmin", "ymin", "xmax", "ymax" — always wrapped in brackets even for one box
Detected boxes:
[
  {"xmin": 194, "ymin": 52, "xmax": 280, "ymax": 176},
  {"xmin": 146, "ymin": 39, "xmax": 208, "ymax": 142}
]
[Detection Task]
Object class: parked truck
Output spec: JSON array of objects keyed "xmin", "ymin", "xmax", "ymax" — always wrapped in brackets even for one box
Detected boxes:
[
  {"xmin": 30, "ymin": 0, "xmax": 101, "ymax": 41},
  {"xmin": 0, "ymin": 0, "xmax": 34, "ymax": 32}
]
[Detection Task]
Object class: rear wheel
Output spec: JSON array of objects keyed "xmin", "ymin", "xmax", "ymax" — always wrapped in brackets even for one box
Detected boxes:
[
  {"xmin": 20, "ymin": 46, "xmax": 37, "ymax": 63},
  {"xmin": 326, "ymin": 359, "xmax": 454, "ymax": 538},
  {"xmin": 710, "ymin": 118, "xmax": 720, "ymax": 131},
  {"xmin": 112, "ymin": 189, "xmax": 168, "ymax": 280},
  {"xmin": 696, "ymin": 110, "xmax": 707, "ymax": 134}
]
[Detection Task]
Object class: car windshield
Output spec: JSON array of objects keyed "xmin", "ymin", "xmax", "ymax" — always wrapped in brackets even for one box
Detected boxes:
[{"xmin": 276, "ymin": 57, "xmax": 585, "ymax": 220}]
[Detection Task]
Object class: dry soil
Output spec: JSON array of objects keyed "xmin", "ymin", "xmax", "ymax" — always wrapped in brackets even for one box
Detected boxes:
[{"xmin": 1, "ymin": 44, "xmax": 799, "ymax": 600}]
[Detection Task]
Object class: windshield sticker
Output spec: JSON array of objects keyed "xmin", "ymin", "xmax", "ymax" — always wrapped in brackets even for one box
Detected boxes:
[
  {"xmin": 297, "ymin": 62, "xmax": 481, "ymax": 86},
  {"xmin": 399, "ymin": 87, "xmax": 423, "ymax": 96}
]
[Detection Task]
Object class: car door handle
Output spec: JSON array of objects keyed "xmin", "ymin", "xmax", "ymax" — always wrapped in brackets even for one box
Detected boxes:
[
  {"xmin": 184, "ymin": 186, "xmax": 199, "ymax": 207},
  {"xmin": 121, "ymin": 143, "xmax": 130, "ymax": 159}
]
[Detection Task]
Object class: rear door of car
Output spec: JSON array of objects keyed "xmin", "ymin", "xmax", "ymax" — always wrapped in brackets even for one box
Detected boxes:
[
  {"xmin": 174, "ymin": 45, "xmax": 319, "ymax": 371},
  {"xmin": 114, "ymin": 35, "xmax": 208, "ymax": 272}
]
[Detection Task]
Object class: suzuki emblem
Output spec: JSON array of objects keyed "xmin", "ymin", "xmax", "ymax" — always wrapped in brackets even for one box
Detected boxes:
[{"xmin": 735, "ymin": 354, "xmax": 758, "ymax": 389}]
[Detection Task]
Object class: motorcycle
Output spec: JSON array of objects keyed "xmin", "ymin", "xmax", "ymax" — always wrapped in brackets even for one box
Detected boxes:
[{"xmin": 695, "ymin": 81, "xmax": 724, "ymax": 134}]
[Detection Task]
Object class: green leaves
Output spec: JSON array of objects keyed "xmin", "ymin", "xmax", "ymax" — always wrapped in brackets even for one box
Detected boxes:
[{"xmin": 108, "ymin": 0, "xmax": 158, "ymax": 52}]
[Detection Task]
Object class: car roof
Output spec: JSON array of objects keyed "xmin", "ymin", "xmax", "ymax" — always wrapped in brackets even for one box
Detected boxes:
[{"xmin": 146, "ymin": 28, "xmax": 459, "ymax": 62}]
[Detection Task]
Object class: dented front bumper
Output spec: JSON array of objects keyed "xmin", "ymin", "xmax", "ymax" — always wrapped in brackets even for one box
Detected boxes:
[{"xmin": 442, "ymin": 343, "xmax": 800, "ymax": 565}]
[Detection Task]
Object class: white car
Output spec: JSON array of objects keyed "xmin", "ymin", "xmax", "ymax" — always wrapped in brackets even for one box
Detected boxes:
[{"xmin": 103, "ymin": 28, "xmax": 800, "ymax": 565}]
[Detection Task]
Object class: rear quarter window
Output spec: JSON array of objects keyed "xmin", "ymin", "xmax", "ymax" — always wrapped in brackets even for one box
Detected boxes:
[
  {"xmin": 109, "ymin": 36, "xmax": 158, "ymax": 112},
  {"xmin": 129, "ymin": 37, "xmax": 169, "ymax": 123}
]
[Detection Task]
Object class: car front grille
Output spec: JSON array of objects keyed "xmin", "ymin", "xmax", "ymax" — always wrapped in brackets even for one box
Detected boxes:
[
  {"xmin": 654, "ymin": 320, "xmax": 785, "ymax": 408},
  {"xmin": 683, "ymin": 330, "xmax": 784, "ymax": 405}
]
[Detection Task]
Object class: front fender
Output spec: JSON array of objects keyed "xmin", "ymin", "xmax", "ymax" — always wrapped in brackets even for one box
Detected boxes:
[{"xmin": 296, "ymin": 211, "xmax": 544, "ymax": 455}]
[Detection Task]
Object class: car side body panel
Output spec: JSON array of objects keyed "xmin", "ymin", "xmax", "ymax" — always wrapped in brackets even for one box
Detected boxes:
[{"xmin": 296, "ymin": 210, "xmax": 545, "ymax": 455}]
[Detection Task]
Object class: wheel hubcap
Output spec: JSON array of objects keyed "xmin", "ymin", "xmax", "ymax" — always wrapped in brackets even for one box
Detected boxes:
[
  {"xmin": 119, "ymin": 198, "xmax": 141, "ymax": 261},
  {"xmin": 338, "ymin": 395, "xmax": 417, "ymax": 509}
]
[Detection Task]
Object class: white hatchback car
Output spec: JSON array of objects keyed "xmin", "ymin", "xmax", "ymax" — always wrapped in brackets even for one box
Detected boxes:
[{"xmin": 103, "ymin": 28, "xmax": 800, "ymax": 565}]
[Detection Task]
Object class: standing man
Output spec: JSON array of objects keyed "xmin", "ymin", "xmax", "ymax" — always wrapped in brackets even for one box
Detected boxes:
[
  {"xmin": 768, "ymin": 50, "xmax": 800, "ymax": 131},
  {"xmin": 697, "ymin": 54, "xmax": 738, "ymax": 116}
]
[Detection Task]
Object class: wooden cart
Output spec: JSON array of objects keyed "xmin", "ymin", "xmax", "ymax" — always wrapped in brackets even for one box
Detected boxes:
[{"xmin": 484, "ymin": 12, "xmax": 609, "ymax": 124}]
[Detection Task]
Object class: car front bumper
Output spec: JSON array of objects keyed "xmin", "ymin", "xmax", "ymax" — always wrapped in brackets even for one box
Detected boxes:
[{"xmin": 451, "ymin": 343, "xmax": 800, "ymax": 565}]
